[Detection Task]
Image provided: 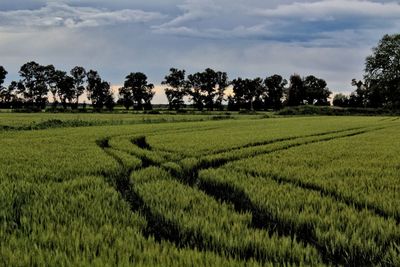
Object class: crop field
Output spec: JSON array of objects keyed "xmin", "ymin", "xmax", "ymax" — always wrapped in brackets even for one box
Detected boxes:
[{"xmin": 0, "ymin": 114, "xmax": 399, "ymax": 266}]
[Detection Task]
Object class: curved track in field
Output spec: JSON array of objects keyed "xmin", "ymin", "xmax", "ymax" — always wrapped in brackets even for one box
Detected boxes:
[{"xmin": 97, "ymin": 125, "xmax": 399, "ymax": 266}]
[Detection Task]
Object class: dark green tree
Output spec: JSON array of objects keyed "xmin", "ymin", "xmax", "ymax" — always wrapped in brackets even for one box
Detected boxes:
[
  {"xmin": 286, "ymin": 74, "xmax": 304, "ymax": 106},
  {"xmin": 121, "ymin": 72, "xmax": 154, "ymax": 110},
  {"xmin": 303, "ymin": 75, "xmax": 331, "ymax": 105},
  {"xmin": 118, "ymin": 87, "xmax": 133, "ymax": 110},
  {"xmin": 86, "ymin": 70, "xmax": 112, "ymax": 111},
  {"xmin": 57, "ymin": 73, "xmax": 75, "ymax": 109},
  {"xmin": 18, "ymin": 61, "xmax": 52, "ymax": 109},
  {"xmin": 215, "ymin": 71, "xmax": 229, "ymax": 110},
  {"xmin": 186, "ymin": 72, "xmax": 204, "ymax": 110},
  {"xmin": 187, "ymin": 68, "xmax": 229, "ymax": 111},
  {"xmin": 0, "ymin": 66, "xmax": 7, "ymax": 89},
  {"xmin": 333, "ymin": 94, "xmax": 349, "ymax": 107},
  {"xmin": 264, "ymin": 74, "xmax": 287, "ymax": 110},
  {"xmin": 231, "ymin": 77, "xmax": 264, "ymax": 111},
  {"xmin": 365, "ymin": 34, "xmax": 400, "ymax": 108},
  {"xmin": 162, "ymin": 68, "xmax": 187, "ymax": 110},
  {"xmin": 0, "ymin": 66, "xmax": 8, "ymax": 107},
  {"xmin": 70, "ymin": 66, "xmax": 87, "ymax": 107}
]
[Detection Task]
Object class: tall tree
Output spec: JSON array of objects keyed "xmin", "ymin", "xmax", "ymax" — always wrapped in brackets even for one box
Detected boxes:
[
  {"xmin": 187, "ymin": 68, "xmax": 229, "ymax": 110},
  {"xmin": 70, "ymin": 66, "xmax": 87, "ymax": 107},
  {"xmin": 264, "ymin": 74, "xmax": 287, "ymax": 110},
  {"xmin": 57, "ymin": 73, "xmax": 75, "ymax": 109},
  {"xmin": 365, "ymin": 34, "xmax": 400, "ymax": 108},
  {"xmin": 18, "ymin": 61, "xmax": 51, "ymax": 109},
  {"xmin": 0, "ymin": 66, "xmax": 8, "ymax": 107},
  {"xmin": 215, "ymin": 71, "xmax": 229, "ymax": 110},
  {"xmin": 231, "ymin": 77, "xmax": 264, "ymax": 111},
  {"xmin": 0, "ymin": 66, "xmax": 7, "ymax": 89},
  {"xmin": 120, "ymin": 72, "xmax": 154, "ymax": 110},
  {"xmin": 303, "ymin": 75, "xmax": 331, "ymax": 106},
  {"xmin": 86, "ymin": 70, "xmax": 112, "ymax": 111},
  {"xmin": 162, "ymin": 68, "xmax": 187, "ymax": 110},
  {"xmin": 186, "ymin": 72, "xmax": 204, "ymax": 110},
  {"xmin": 118, "ymin": 87, "xmax": 133, "ymax": 110},
  {"xmin": 286, "ymin": 74, "xmax": 304, "ymax": 106}
]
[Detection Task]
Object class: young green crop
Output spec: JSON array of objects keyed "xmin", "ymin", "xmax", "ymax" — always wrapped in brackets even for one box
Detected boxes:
[{"xmin": 199, "ymin": 168, "xmax": 400, "ymax": 266}]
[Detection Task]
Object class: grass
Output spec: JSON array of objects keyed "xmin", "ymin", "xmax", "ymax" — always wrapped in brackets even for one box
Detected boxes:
[{"xmin": 0, "ymin": 113, "xmax": 399, "ymax": 266}]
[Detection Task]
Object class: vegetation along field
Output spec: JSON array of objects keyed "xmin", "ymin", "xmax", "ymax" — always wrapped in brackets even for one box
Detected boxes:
[{"xmin": 0, "ymin": 114, "xmax": 399, "ymax": 266}]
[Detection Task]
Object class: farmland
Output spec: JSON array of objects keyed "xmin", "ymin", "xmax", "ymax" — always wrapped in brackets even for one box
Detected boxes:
[{"xmin": 0, "ymin": 114, "xmax": 399, "ymax": 266}]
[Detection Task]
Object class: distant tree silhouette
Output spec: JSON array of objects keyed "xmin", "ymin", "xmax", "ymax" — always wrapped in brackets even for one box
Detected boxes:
[
  {"xmin": 303, "ymin": 75, "xmax": 331, "ymax": 105},
  {"xmin": 286, "ymin": 74, "xmax": 305, "ymax": 106},
  {"xmin": 47, "ymin": 68, "xmax": 75, "ymax": 109},
  {"xmin": 118, "ymin": 86, "xmax": 133, "ymax": 110},
  {"xmin": 121, "ymin": 72, "xmax": 154, "ymax": 110},
  {"xmin": 231, "ymin": 77, "xmax": 264, "ymax": 111},
  {"xmin": 186, "ymin": 72, "xmax": 204, "ymax": 110},
  {"xmin": 18, "ymin": 62, "xmax": 52, "ymax": 109},
  {"xmin": 0, "ymin": 66, "xmax": 8, "ymax": 107},
  {"xmin": 215, "ymin": 71, "xmax": 229, "ymax": 110},
  {"xmin": 70, "ymin": 66, "xmax": 87, "ymax": 108},
  {"xmin": 187, "ymin": 68, "xmax": 229, "ymax": 111},
  {"xmin": 86, "ymin": 70, "xmax": 113, "ymax": 111},
  {"xmin": 162, "ymin": 68, "xmax": 187, "ymax": 110},
  {"xmin": 264, "ymin": 74, "xmax": 287, "ymax": 110},
  {"xmin": 333, "ymin": 94, "xmax": 349, "ymax": 107},
  {"xmin": 0, "ymin": 66, "xmax": 7, "ymax": 89}
]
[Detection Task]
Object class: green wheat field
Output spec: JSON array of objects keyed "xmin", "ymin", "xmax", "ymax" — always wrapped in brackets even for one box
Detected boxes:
[{"xmin": 0, "ymin": 113, "xmax": 399, "ymax": 266}]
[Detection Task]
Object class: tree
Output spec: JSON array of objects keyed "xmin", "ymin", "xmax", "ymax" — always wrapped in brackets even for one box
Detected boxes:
[
  {"xmin": 70, "ymin": 66, "xmax": 86, "ymax": 107},
  {"xmin": 162, "ymin": 68, "xmax": 187, "ymax": 110},
  {"xmin": 0, "ymin": 66, "xmax": 7, "ymax": 90},
  {"xmin": 365, "ymin": 34, "xmax": 400, "ymax": 108},
  {"xmin": 187, "ymin": 68, "xmax": 229, "ymax": 111},
  {"xmin": 18, "ymin": 61, "xmax": 52, "ymax": 109},
  {"xmin": 0, "ymin": 66, "xmax": 8, "ymax": 107},
  {"xmin": 57, "ymin": 73, "xmax": 75, "ymax": 109},
  {"xmin": 215, "ymin": 71, "xmax": 229, "ymax": 110},
  {"xmin": 186, "ymin": 72, "xmax": 204, "ymax": 110},
  {"xmin": 286, "ymin": 74, "xmax": 304, "ymax": 106},
  {"xmin": 86, "ymin": 70, "xmax": 112, "ymax": 111},
  {"xmin": 104, "ymin": 89, "xmax": 115, "ymax": 111},
  {"xmin": 47, "ymin": 69, "xmax": 75, "ymax": 109},
  {"xmin": 264, "ymin": 74, "xmax": 287, "ymax": 110},
  {"xmin": 121, "ymin": 72, "xmax": 154, "ymax": 110},
  {"xmin": 118, "ymin": 87, "xmax": 133, "ymax": 110},
  {"xmin": 332, "ymin": 94, "xmax": 349, "ymax": 107},
  {"xmin": 231, "ymin": 77, "xmax": 264, "ymax": 111},
  {"xmin": 303, "ymin": 75, "xmax": 331, "ymax": 105},
  {"xmin": 349, "ymin": 79, "xmax": 367, "ymax": 107}
]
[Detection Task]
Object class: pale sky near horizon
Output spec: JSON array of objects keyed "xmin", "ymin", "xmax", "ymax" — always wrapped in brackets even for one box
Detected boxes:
[{"xmin": 0, "ymin": 0, "xmax": 399, "ymax": 103}]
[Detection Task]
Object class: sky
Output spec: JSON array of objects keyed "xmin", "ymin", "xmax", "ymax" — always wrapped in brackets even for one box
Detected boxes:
[{"xmin": 0, "ymin": 0, "xmax": 399, "ymax": 103}]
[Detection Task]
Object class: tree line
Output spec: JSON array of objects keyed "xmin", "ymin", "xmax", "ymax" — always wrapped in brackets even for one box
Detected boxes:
[
  {"xmin": 0, "ymin": 63, "xmax": 332, "ymax": 112},
  {"xmin": 0, "ymin": 34, "xmax": 399, "ymax": 111}
]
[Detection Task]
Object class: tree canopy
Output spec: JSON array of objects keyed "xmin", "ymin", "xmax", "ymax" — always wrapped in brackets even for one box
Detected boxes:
[{"xmin": 364, "ymin": 34, "xmax": 400, "ymax": 108}]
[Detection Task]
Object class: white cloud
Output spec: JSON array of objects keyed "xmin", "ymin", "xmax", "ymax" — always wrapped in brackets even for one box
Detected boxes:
[
  {"xmin": 0, "ymin": 2, "xmax": 166, "ymax": 29},
  {"xmin": 254, "ymin": 0, "xmax": 400, "ymax": 20}
]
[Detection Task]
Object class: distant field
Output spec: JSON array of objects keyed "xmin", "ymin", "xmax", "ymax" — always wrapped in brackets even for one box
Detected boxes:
[{"xmin": 0, "ymin": 114, "xmax": 399, "ymax": 266}]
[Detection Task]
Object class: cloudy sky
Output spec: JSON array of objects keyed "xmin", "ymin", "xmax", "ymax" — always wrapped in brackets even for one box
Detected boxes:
[{"xmin": 1, "ymin": 0, "xmax": 399, "ymax": 103}]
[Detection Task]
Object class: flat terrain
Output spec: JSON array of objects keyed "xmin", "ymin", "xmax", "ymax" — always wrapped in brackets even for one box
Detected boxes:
[{"xmin": 0, "ymin": 114, "xmax": 399, "ymax": 266}]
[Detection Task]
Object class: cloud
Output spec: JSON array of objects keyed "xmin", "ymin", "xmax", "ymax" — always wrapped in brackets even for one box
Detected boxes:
[
  {"xmin": 0, "ymin": 2, "xmax": 166, "ymax": 29},
  {"xmin": 153, "ymin": 0, "xmax": 400, "ymax": 44},
  {"xmin": 254, "ymin": 0, "xmax": 400, "ymax": 20}
]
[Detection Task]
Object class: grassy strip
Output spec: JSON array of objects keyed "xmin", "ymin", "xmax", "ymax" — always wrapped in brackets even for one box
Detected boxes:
[
  {"xmin": 128, "ymin": 167, "xmax": 323, "ymax": 265},
  {"xmin": 198, "ymin": 169, "xmax": 400, "ymax": 266}
]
